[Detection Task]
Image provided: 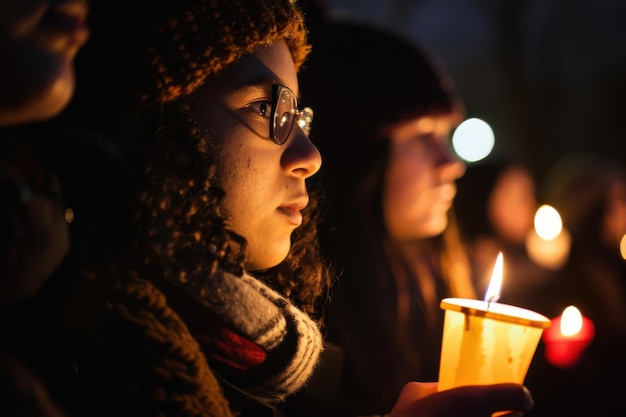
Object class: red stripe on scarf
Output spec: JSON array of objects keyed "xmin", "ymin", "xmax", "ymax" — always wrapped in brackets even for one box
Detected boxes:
[{"xmin": 197, "ymin": 327, "xmax": 267, "ymax": 370}]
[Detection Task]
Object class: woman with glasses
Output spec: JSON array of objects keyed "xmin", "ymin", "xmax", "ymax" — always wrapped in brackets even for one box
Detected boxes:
[{"xmin": 32, "ymin": 0, "xmax": 536, "ymax": 416}]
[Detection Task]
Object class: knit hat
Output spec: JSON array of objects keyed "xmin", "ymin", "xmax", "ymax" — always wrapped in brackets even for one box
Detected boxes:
[
  {"xmin": 149, "ymin": 0, "xmax": 311, "ymax": 102},
  {"xmin": 86, "ymin": 0, "xmax": 311, "ymax": 105}
]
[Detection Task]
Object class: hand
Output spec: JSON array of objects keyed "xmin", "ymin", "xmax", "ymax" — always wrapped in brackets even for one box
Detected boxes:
[{"xmin": 389, "ymin": 382, "xmax": 534, "ymax": 417}]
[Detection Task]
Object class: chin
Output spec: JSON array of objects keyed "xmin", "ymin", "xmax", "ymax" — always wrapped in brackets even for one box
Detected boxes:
[
  {"xmin": 40, "ymin": 69, "xmax": 75, "ymax": 115},
  {"xmin": 246, "ymin": 246, "xmax": 291, "ymax": 271},
  {"xmin": 423, "ymin": 218, "xmax": 449, "ymax": 238},
  {"xmin": 5, "ymin": 64, "xmax": 75, "ymax": 125}
]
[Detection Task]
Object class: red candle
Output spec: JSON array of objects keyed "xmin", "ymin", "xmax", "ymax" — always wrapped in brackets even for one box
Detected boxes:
[{"xmin": 542, "ymin": 305, "xmax": 595, "ymax": 368}]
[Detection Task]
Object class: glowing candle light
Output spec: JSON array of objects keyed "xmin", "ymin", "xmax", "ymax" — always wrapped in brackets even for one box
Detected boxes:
[
  {"xmin": 560, "ymin": 305, "xmax": 583, "ymax": 336},
  {"xmin": 526, "ymin": 204, "xmax": 571, "ymax": 270},
  {"xmin": 438, "ymin": 252, "xmax": 551, "ymax": 391},
  {"xmin": 542, "ymin": 305, "xmax": 595, "ymax": 368},
  {"xmin": 535, "ymin": 204, "xmax": 562, "ymax": 240},
  {"xmin": 484, "ymin": 251, "xmax": 503, "ymax": 304}
]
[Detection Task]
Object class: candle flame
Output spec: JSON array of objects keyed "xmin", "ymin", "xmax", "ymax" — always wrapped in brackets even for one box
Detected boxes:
[
  {"xmin": 483, "ymin": 252, "xmax": 503, "ymax": 303},
  {"xmin": 534, "ymin": 205, "xmax": 562, "ymax": 240},
  {"xmin": 560, "ymin": 305, "xmax": 583, "ymax": 336}
]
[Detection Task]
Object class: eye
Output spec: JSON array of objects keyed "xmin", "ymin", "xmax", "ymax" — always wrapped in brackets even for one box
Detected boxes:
[
  {"xmin": 406, "ymin": 134, "xmax": 430, "ymax": 148},
  {"xmin": 248, "ymin": 100, "xmax": 273, "ymax": 120}
]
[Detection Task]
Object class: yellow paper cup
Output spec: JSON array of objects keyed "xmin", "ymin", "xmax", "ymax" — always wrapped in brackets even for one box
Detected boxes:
[{"xmin": 438, "ymin": 298, "xmax": 551, "ymax": 392}]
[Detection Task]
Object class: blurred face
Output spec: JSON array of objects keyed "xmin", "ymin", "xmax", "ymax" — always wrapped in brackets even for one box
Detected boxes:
[
  {"xmin": 0, "ymin": 0, "xmax": 90, "ymax": 126},
  {"xmin": 190, "ymin": 40, "xmax": 321, "ymax": 271},
  {"xmin": 603, "ymin": 181, "xmax": 626, "ymax": 247},
  {"xmin": 383, "ymin": 115, "xmax": 465, "ymax": 241},
  {"xmin": 487, "ymin": 166, "xmax": 537, "ymax": 244}
]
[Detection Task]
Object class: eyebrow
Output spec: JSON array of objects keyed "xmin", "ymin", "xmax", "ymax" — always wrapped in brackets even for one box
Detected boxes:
[
  {"xmin": 227, "ymin": 81, "xmax": 272, "ymax": 95},
  {"xmin": 234, "ymin": 76, "xmax": 278, "ymax": 89},
  {"xmin": 229, "ymin": 76, "xmax": 301, "ymax": 100}
]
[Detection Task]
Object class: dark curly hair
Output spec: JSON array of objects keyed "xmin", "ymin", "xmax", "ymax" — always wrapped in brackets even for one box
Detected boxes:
[
  {"xmin": 56, "ymin": 0, "xmax": 332, "ymax": 320},
  {"xmin": 130, "ymin": 101, "xmax": 331, "ymax": 319}
]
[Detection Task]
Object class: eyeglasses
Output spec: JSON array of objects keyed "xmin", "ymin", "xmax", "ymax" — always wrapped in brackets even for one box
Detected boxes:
[{"xmin": 268, "ymin": 84, "xmax": 314, "ymax": 145}]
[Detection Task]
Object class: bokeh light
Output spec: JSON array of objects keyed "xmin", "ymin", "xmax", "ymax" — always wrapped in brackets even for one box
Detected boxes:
[
  {"xmin": 534, "ymin": 204, "xmax": 562, "ymax": 240},
  {"xmin": 560, "ymin": 305, "xmax": 583, "ymax": 336},
  {"xmin": 452, "ymin": 117, "xmax": 495, "ymax": 162}
]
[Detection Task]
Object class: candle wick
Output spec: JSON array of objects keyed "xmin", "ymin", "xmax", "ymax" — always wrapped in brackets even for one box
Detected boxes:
[{"xmin": 487, "ymin": 294, "xmax": 500, "ymax": 311}]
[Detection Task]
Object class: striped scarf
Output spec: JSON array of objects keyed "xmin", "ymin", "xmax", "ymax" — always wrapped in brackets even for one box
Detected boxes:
[{"xmin": 176, "ymin": 270, "xmax": 323, "ymax": 402}]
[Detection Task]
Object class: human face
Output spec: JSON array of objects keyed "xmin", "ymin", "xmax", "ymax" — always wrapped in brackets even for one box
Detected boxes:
[
  {"xmin": 190, "ymin": 40, "xmax": 322, "ymax": 271},
  {"xmin": 383, "ymin": 115, "xmax": 465, "ymax": 241},
  {"xmin": 487, "ymin": 166, "xmax": 537, "ymax": 244},
  {"xmin": 0, "ymin": 0, "xmax": 90, "ymax": 126}
]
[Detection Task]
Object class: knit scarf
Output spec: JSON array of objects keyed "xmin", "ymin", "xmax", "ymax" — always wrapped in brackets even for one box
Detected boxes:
[{"xmin": 174, "ymin": 270, "xmax": 323, "ymax": 403}]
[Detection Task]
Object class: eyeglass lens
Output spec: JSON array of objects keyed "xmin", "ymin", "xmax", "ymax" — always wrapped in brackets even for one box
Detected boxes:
[
  {"xmin": 271, "ymin": 85, "xmax": 313, "ymax": 144},
  {"xmin": 273, "ymin": 86, "xmax": 296, "ymax": 144}
]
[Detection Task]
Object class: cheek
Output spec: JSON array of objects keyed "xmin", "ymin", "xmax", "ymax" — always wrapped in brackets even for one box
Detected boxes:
[
  {"xmin": 214, "ymin": 140, "xmax": 274, "ymax": 236},
  {"xmin": 214, "ymin": 143, "xmax": 253, "ymax": 217},
  {"xmin": 385, "ymin": 156, "xmax": 429, "ymax": 209},
  {"xmin": 384, "ymin": 153, "xmax": 449, "ymax": 239},
  {"xmin": 383, "ymin": 164, "xmax": 424, "ymax": 231}
]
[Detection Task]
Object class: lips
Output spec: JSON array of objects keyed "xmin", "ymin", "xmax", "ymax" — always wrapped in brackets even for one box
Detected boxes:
[
  {"xmin": 440, "ymin": 182, "xmax": 457, "ymax": 201},
  {"xmin": 278, "ymin": 197, "xmax": 308, "ymax": 226},
  {"xmin": 39, "ymin": 0, "xmax": 90, "ymax": 45},
  {"xmin": 53, "ymin": 0, "xmax": 88, "ymax": 16},
  {"xmin": 278, "ymin": 206, "xmax": 304, "ymax": 225}
]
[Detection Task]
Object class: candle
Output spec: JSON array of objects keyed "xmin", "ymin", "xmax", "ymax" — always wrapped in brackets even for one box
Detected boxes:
[
  {"xmin": 542, "ymin": 305, "xmax": 595, "ymax": 368},
  {"xmin": 438, "ymin": 252, "xmax": 551, "ymax": 391},
  {"xmin": 526, "ymin": 204, "xmax": 571, "ymax": 270}
]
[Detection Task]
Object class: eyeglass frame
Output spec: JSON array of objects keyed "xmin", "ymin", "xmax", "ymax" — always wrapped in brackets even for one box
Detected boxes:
[{"xmin": 268, "ymin": 84, "xmax": 314, "ymax": 145}]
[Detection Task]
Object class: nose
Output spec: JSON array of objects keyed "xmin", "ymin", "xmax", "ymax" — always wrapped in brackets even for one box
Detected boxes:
[
  {"xmin": 437, "ymin": 141, "xmax": 466, "ymax": 181},
  {"xmin": 282, "ymin": 126, "xmax": 322, "ymax": 178},
  {"xmin": 442, "ymin": 158, "xmax": 466, "ymax": 181}
]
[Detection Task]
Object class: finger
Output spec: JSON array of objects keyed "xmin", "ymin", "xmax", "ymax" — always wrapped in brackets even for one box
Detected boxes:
[
  {"xmin": 393, "ymin": 383, "xmax": 533, "ymax": 417},
  {"xmin": 423, "ymin": 383, "xmax": 534, "ymax": 417},
  {"xmin": 456, "ymin": 383, "xmax": 534, "ymax": 414},
  {"xmin": 389, "ymin": 382, "xmax": 438, "ymax": 417},
  {"xmin": 399, "ymin": 381, "xmax": 439, "ymax": 399}
]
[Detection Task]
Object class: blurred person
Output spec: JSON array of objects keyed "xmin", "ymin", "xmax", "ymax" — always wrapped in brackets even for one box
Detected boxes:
[
  {"xmin": 0, "ymin": 0, "xmax": 92, "ymax": 416},
  {"xmin": 292, "ymin": 15, "xmax": 484, "ymax": 417},
  {"xmin": 453, "ymin": 161, "xmax": 553, "ymax": 308},
  {"xmin": 521, "ymin": 153, "xmax": 626, "ymax": 417},
  {"xmin": 0, "ymin": 0, "xmax": 90, "ymax": 126},
  {"xmin": 540, "ymin": 153, "xmax": 626, "ymax": 327},
  {"xmin": 0, "ymin": 0, "xmax": 91, "ymax": 302}
]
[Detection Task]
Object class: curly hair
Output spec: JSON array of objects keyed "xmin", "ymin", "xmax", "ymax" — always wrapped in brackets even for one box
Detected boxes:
[
  {"xmin": 63, "ymin": 0, "xmax": 332, "ymax": 321},
  {"xmin": 129, "ymin": 102, "xmax": 331, "ymax": 319}
]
